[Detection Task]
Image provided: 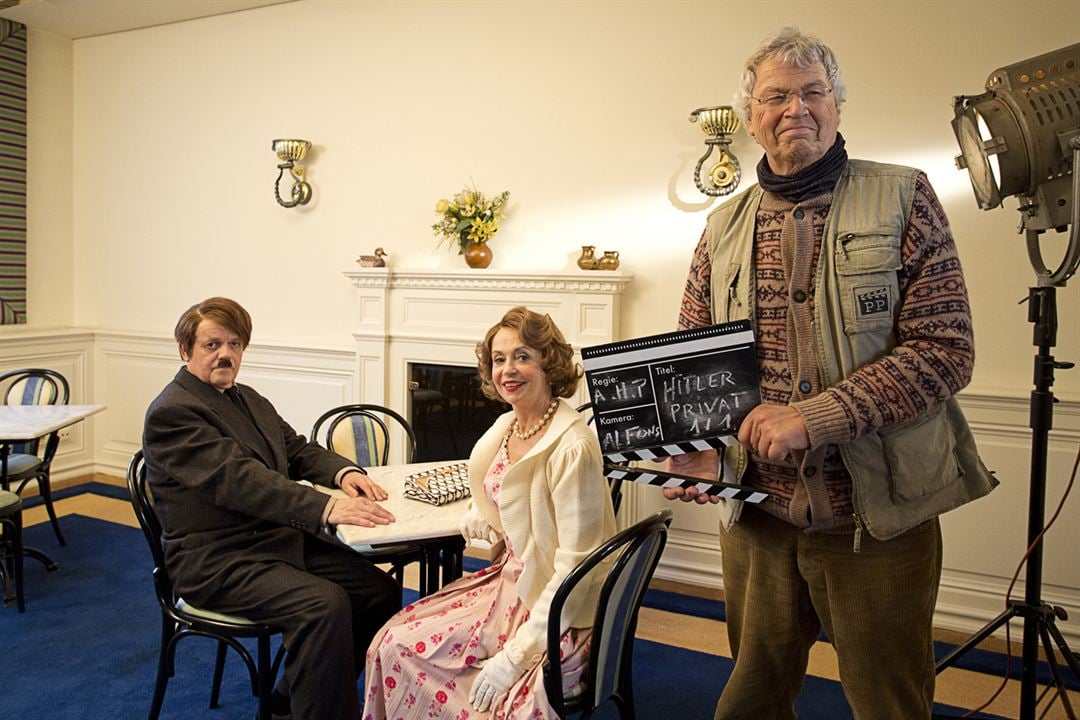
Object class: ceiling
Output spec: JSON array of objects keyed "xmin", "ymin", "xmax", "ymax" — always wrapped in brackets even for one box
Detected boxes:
[{"xmin": 0, "ymin": 0, "xmax": 294, "ymax": 39}]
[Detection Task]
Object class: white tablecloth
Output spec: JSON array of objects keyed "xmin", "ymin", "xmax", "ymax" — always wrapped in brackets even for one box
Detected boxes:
[{"xmin": 315, "ymin": 461, "xmax": 469, "ymax": 551}]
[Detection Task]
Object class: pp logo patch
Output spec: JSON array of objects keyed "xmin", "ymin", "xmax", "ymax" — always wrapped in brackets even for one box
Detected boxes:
[{"xmin": 855, "ymin": 287, "xmax": 890, "ymax": 317}]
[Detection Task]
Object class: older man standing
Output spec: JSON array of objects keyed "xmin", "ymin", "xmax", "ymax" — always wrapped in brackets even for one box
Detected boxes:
[
  {"xmin": 143, "ymin": 296, "xmax": 402, "ymax": 720},
  {"xmin": 665, "ymin": 28, "xmax": 997, "ymax": 719}
]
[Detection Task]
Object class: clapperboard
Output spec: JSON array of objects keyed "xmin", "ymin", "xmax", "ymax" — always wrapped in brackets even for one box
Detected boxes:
[{"xmin": 581, "ymin": 321, "xmax": 767, "ymax": 502}]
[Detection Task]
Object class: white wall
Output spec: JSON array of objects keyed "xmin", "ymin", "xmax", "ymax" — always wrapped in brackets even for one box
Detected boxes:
[
  {"xmin": 4, "ymin": 0, "xmax": 1079, "ymax": 644},
  {"xmin": 53, "ymin": 0, "xmax": 1079, "ymax": 396}
]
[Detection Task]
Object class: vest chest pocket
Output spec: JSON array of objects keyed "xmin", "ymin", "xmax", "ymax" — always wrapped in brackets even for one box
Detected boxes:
[{"xmin": 835, "ymin": 229, "xmax": 901, "ymax": 334}]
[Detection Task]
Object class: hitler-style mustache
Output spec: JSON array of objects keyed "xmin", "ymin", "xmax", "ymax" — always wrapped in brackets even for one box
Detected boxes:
[{"xmin": 215, "ymin": 359, "xmax": 233, "ymax": 369}]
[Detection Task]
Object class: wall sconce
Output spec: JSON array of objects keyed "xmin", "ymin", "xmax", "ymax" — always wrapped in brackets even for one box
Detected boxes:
[
  {"xmin": 271, "ymin": 138, "xmax": 313, "ymax": 208},
  {"xmin": 689, "ymin": 106, "xmax": 741, "ymax": 197}
]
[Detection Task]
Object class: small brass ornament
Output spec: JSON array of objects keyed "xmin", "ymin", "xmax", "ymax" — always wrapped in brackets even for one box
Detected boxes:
[{"xmin": 577, "ymin": 245, "xmax": 598, "ymax": 270}]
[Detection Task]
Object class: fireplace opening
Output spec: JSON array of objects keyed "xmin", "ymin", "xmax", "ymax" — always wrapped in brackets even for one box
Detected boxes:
[{"xmin": 409, "ymin": 362, "xmax": 509, "ymax": 462}]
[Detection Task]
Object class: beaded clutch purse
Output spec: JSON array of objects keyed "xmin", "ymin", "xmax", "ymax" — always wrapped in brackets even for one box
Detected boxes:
[{"xmin": 403, "ymin": 462, "xmax": 471, "ymax": 506}]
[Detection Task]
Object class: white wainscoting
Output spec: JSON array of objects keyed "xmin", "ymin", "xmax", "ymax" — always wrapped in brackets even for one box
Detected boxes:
[
  {"xmin": 3, "ymin": 329, "xmax": 359, "ymax": 478},
  {"xmin": 91, "ymin": 332, "xmax": 359, "ymax": 476},
  {"xmin": 4, "ymin": 327, "xmax": 1077, "ymax": 644},
  {"xmin": 933, "ymin": 391, "xmax": 1080, "ymax": 644},
  {"xmin": 1, "ymin": 330, "xmax": 95, "ymax": 481}
]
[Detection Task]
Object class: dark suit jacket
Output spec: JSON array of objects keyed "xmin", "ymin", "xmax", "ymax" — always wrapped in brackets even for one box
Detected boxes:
[{"xmin": 142, "ymin": 367, "xmax": 356, "ymax": 604}]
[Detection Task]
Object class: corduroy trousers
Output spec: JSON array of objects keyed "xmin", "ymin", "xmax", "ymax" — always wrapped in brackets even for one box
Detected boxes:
[{"xmin": 714, "ymin": 507, "xmax": 942, "ymax": 720}]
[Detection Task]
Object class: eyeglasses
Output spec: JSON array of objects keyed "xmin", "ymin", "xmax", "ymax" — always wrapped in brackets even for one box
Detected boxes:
[{"xmin": 751, "ymin": 86, "xmax": 833, "ymax": 109}]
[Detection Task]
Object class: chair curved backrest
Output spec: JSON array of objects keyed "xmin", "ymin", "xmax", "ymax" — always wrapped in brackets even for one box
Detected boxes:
[
  {"xmin": 310, "ymin": 404, "xmax": 416, "ymax": 467},
  {"xmin": 575, "ymin": 401, "xmax": 623, "ymax": 516},
  {"xmin": 127, "ymin": 450, "xmax": 176, "ymax": 609},
  {"xmin": 0, "ymin": 368, "xmax": 70, "ymax": 457},
  {"xmin": 543, "ymin": 509, "xmax": 673, "ymax": 719},
  {"xmin": 0, "ymin": 368, "xmax": 69, "ymax": 406}
]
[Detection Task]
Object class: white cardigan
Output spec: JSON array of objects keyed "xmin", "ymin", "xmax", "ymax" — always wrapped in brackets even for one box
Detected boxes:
[{"xmin": 466, "ymin": 398, "xmax": 618, "ymax": 666}]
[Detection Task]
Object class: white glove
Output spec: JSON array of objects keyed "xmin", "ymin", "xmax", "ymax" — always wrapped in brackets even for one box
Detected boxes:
[
  {"xmin": 469, "ymin": 650, "xmax": 525, "ymax": 712},
  {"xmin": 459, "ymin": 503, "xmax": 499, "ymax": 545}
]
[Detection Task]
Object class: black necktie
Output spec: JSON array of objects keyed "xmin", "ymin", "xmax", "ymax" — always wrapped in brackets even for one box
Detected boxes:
[
  {"xmin": 224, "ymin": 386, "xmax": 274, "ymax": 461},
  {"xmin": 224, "ymin": 386, "xmax": 254, "ymax": 424}
]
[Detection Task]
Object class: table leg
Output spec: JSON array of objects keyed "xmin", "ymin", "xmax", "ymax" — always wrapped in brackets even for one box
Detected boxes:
[
  {"xmin": 440, "ymin": 537, "xmax": 465, "ymax": 587},
  {"xmin": 424, "ymin": 545, "xmax": 440, "ymax": 597}
]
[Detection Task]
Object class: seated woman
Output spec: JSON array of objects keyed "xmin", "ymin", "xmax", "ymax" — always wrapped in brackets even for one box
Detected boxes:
[{"xmin": 363, "ymin": 306, "xmax": 618, "ymax": 720}]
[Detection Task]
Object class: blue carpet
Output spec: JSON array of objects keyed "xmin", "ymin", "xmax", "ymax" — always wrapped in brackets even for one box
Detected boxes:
[{"xmin": 0, "ymin": 497, "xmax": 1043, "ymax": 719}]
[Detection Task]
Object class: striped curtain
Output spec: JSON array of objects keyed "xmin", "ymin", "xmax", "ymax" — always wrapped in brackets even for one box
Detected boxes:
[{"xmin": 0, "ymin": 18, "xmax": 25, "ymax": 325}]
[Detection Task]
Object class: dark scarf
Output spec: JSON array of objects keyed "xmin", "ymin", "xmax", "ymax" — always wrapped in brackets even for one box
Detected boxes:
[{"xmin": 757, "ymin": 133, "xmax": 847, "ymax": 203}]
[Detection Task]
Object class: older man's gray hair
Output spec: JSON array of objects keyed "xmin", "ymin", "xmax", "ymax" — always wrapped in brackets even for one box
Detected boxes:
[{"xmin": 733, "ymin": 26, "xmax": 847, "ymax": 126}]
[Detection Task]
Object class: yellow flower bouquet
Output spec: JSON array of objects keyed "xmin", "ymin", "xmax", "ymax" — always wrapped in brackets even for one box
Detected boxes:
[{"xmin": 432, "ymin": 186, "xmax": 510, "ymax": 254}]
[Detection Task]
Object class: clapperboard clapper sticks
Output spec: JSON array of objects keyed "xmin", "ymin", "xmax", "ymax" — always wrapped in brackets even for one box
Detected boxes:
[
  {"xmin": 603, "ymin": 461, "xmax": 768, "ymax": 502},
  {"xmin": 582, "ymin": 320, "xmax": 769, "ymax": 504}
]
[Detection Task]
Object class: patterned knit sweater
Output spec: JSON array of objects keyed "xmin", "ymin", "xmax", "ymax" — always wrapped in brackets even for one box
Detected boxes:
[{"xmin": 679, "ymin": 174, "xmax": 976, "ymax": 531}]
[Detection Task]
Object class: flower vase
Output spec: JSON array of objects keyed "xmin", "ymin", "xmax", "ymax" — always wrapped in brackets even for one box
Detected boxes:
[{"xmin": 463, "ymin": 241, "xmax": 493, "ymax": 269}]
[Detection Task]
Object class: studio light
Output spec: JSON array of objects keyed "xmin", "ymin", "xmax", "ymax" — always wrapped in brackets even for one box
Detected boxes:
[
  {"xmin": 951, "ymin": 42, "xmax": 1080, "ymax": 284},
  {"xmin": 271, "ymin": 138, "xmax": 313, "ymax": 208},
  {"xmin": 935, "ymin": 41, "xmax": 1080, "ymax": 720}
]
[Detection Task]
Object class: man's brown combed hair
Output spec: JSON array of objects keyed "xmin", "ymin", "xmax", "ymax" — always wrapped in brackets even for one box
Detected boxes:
[{"xmin": 174, "ymin": 297, "xmax": 253, "ymax": 356}]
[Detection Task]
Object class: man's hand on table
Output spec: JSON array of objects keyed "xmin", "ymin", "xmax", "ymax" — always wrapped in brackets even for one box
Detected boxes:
[
  {"xmin": 341, "ymin": 469, "xmax": 388, "ymax": 501},
  {"xmin": 328, "ymin": 495, "xmax": 395, "ymax": 527},
  {"xmin": 330, "ymin": 470, "xmax": 394, "ymax": 527}
]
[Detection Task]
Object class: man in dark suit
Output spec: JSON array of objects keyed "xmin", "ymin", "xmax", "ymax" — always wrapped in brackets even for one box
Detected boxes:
[{"xmin": 143, "ymin": 296, "xmax": 402, "ymax": 720}]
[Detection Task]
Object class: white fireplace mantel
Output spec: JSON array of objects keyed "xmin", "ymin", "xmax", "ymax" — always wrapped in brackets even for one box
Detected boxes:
[
  {"xmin": 343, "ymin": 266, "xmax": 632, "ymax": 415},
  {"xmin": 344, "ymin": 267, "xmax": 632, "ymax": 295}
]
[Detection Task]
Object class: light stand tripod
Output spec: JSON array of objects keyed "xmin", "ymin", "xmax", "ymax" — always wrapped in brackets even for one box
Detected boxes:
[
  {"xmin": 932, "ymin": 283, "xmax": 1079, "ymax": 720},
  {"xmin": 940, "ymin": 44, "xmax": 1080, "ymax": 720}
]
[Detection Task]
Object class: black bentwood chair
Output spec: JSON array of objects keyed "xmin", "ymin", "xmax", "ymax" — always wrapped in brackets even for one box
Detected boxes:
[
  {"xmin": 575, "ymin": 402, "xmax": 624, "ymax": 516},
  {"xmin": 0, "ymin": 368, "xmax": 70, "ymax": 546},
  {"xmin": 311, "ymin": 403, "xmax": 418, "ymax": 468},
  {"xmin": 310, "ymin": 404, "xmax": 451, "ymax": 596},
  {"xmin": 543, "ymin": 509, "xmax": 673, "ymax": 720},
  {"xmin": 127, "ymin": 451, "xmax": 286, "ymax": 720}
]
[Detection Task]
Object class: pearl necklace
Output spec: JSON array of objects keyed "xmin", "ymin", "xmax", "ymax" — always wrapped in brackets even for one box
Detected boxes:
[{"xmin": 511, "ymin": 399, "xmax": 559, "ymax": 441}]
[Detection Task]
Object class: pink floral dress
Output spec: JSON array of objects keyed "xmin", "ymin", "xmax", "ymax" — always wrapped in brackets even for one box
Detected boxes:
[{"xmin": 363, "ymin": 440, "xmax": 592, "ymax": 720}]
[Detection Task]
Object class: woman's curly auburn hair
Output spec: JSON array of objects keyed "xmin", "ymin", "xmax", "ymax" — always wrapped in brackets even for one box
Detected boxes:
[{"xmin": 476, "ymin": 306, "xmax": 582, "ymax": 401}]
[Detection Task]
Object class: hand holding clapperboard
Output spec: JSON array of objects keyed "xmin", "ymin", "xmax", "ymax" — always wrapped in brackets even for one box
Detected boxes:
[{"xmin": 581, "ymin": 320, "xmax": 769, "ymax": 503}]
